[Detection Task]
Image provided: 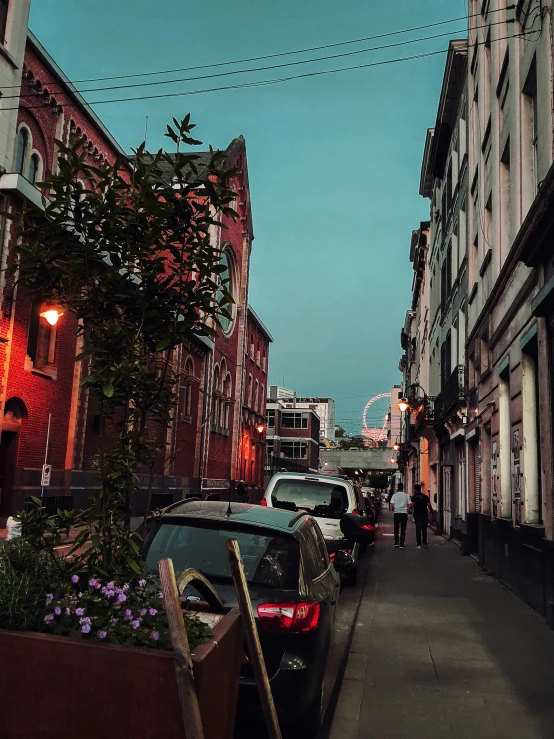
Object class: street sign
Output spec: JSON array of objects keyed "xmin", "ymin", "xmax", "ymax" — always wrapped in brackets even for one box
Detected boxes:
[{"xmin": 41, "ymin": 464, "xmax": 52, "ymax": 487}]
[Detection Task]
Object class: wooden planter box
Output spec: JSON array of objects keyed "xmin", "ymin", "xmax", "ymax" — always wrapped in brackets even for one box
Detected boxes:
[{"xmin": 0, "ymin": 607, "xmax": 242, "ymax": 739}]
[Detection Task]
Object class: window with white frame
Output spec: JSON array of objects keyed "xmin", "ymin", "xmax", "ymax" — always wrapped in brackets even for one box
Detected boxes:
[
  {"xmin": 281, "ymin": 441, "xmax": 307, "ymax": 459},
  {"xmin": 281, "ymin": 412, "xmax": 308, "ymax": 429}
]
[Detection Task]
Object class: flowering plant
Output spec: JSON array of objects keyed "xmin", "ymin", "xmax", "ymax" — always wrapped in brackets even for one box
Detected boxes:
[{"xmin": 42, "ymin": 572, "xmax": 211, "ymax": 651}]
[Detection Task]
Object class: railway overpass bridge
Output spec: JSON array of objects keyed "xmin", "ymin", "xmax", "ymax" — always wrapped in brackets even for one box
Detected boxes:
[{"xmin": 319, "ymin": 448, "xmax": 398, "ymax": 476}]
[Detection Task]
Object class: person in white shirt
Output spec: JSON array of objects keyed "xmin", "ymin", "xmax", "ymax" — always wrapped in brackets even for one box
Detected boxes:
[{"xmin": 390, "ymin": 483, "xmax": 412, "ymax": 548}]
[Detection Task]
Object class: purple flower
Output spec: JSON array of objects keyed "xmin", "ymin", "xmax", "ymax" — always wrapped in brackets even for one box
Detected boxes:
[
  {"xmin": 54, "ymin": 606, "xmax": 61, "ymax": 616},
  {"xmin": 158, "ymin": 592, "xmax": 164, "ymax": 600},
  {"xmin": 150, "ymin": 631, "xmax": 159, "ymax": 641},
  {"xmin": 97, "ymin": 630, "xmax": 107, "ymax": 640},
  {"xmin": 75, "ymin": 608, "xmax": 85, "ymax": 617},
  {"xmin": 71, "ymin": 575, "xmax": 79, "ymax": 584},
  {"xmin": 124, "ymin": 609, "xmax": 133, "ymax": 621},
  {"xmin": 122, "ymin": 584, "xmax": 129, "ymax": 591},
  {"xmin": 116, "ymin": 593, "xmax": 127, "ymax": 605},
  {"xmin": 44, "ymin": 614, "xmax": 54, "ymax": 623},
  {"xmin": 46, "ymin": 593, "xmax": 53, "ymax": 602},
  {"xmin": 65, "ymin": 608, "xmax": 71, "ymax": 616},
  {"xmin": 106, "ymin": 582, "xmax": 115, "ymax": 590},
  {"xmin": 89, "ymin": 578, "xmax": 97, "ymax": 588},
  {"xmin": 77, "ymin": 592, "xmax": 83, "ymax": 599},
  {"xmin": 79, "ymin": 617, "xmax": 91, "ymax": 626},
  {"xmin": 138, "ymin": 579, "xmax": 146, "ymax": 588},
  {"xmin": 81, "ymin": 623, "xmax": 91, "ymax": 634},
  {"xmin": 139, "ymin": 608, "xmax": 147, "ymax": 617},
  {"xmin": 149, "ymin": 608, "xmax": 158, "ymax": 617},
  {"xmin": 131, "ymin": 620, "xmax": 140, "ymax": 630}
]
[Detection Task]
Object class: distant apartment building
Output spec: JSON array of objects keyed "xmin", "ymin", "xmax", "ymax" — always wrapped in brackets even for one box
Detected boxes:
[
  {"xmin": 268, "ymin": 385, "xmax": 335, "ymax": 441},
  {"xmin": 266, "ymin": 399, "xmax": 320, "ymax": 473}
]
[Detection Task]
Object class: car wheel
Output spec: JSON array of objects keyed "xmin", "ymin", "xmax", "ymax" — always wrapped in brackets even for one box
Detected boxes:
[
  {"xmin": 295, "ymin": 682, "xmax": 323, "ymax": 738},
  {"xmin": 346, "ymin": 565, "xmax": 357, "ymax": 587}
]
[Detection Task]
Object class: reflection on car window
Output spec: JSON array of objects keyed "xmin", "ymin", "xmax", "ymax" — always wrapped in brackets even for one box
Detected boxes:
[
  {"xmin": 271, "ymin": 480, "xmax": 348, "ymax": 520},
  {"xmin": 145, "ymin": 521, "xmax": 300, "ymax": 590}
]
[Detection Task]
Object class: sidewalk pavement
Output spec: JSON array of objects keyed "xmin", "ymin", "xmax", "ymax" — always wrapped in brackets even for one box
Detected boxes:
[{"xmin": 329, "ymin": 511, "xmax": 554, "ymax": 739}]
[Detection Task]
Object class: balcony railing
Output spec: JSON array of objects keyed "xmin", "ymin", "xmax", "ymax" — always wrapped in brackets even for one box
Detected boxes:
[
  {"xmin": 414, "ymin": 396, "xmax": 436, "ymax": 430},
  {"xmin": 435, "ymin": 365, "xmax": 466, "ymax": 423}
]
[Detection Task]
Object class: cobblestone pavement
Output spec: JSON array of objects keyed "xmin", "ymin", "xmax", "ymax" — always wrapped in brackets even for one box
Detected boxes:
[{"xmin": 328, "ymin": 511, "xmax": 554, "ymax": 739}]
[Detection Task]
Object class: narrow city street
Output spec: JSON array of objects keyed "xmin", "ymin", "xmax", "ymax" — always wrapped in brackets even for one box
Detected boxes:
[{"xmin": 326, "ymin": 512, "xmax": 554, "ymax": 739}]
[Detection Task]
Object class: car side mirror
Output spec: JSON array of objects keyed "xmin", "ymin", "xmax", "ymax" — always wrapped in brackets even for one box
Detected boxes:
[{"xmin": 340, "ymin": 513, "xmax": 374, "ymax": 544}]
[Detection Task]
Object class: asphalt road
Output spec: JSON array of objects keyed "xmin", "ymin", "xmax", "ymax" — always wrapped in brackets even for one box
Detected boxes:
[{"xmin": 235, "ymin": 537, "xmax": 375, "ymax": 739}]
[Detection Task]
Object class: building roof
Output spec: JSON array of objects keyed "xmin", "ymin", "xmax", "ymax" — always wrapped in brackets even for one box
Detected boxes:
[
  {"xmin": 27, "ymin": 32, "xmax": 126, "ymax": 157},
  {"xmin": 247, "ymin": 305, "xmax": 274, "ymax": 342}
]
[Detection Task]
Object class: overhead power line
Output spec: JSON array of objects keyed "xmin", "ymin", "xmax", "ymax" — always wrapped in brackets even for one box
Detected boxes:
[
  {"xmin": 7, "ymin": 29, "xmax": 526, "ymax": 114},
  {"xmin": 10, "ymin": 17, "xmax": 511, "ymax": 101},
  {"xmin": 12, "ymin": 5, "xmax": 515, "ymax": 92}
]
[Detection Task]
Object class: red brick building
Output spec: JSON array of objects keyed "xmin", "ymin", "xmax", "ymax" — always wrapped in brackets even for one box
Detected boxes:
[{"xmin": 0, "ymin": 33, "xmax": 271, "ymax": 522}]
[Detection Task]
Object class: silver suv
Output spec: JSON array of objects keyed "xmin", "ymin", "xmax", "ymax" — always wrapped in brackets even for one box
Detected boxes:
[{"xmin": 262, "ymin": 472, "xmax": 369, "ymax": 585}]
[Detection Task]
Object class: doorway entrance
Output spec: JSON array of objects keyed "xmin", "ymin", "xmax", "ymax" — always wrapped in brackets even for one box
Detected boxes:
[{"xmin": 0, "ymin": 398, "xmax": 26, "ymax": 522}]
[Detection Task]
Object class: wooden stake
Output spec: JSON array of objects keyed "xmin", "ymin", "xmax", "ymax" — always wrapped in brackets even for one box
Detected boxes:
[
  {"xmin": 158, "ymin": 558, "xmax": 205, "ymax": 739},
  {"xmin": 225, "ymin": 539, "xmax": 282, "ymax": 739}
]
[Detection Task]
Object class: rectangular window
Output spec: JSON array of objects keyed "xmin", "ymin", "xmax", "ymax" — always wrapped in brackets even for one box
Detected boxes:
[
  {"xmin": 0, "ymin": 0, "xmax": 9, "ymax": 45},
  {"xmin": 281, "ymin": 412, "xmax": 308, "ymax": 429},
  {"xmin": 266, "ymin": 409, "xmax": 275, "ymax": 428},
  {"xmin": 500, "ymin": 138, "xmax": 511, "ymax": 262},
  {"xmin": 522, "ymin": 59, "xmax": 538, "ymax": 211},
  {"xmin": 266, "ymin": 439, "xmax": 274, "ymax": 455},
  {"xmin": 281, "ymin": 441, "xmax": 307, "ymax": 459}
]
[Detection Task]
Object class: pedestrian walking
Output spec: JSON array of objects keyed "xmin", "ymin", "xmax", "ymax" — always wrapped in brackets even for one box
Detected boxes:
[
  {"xmin": 390, "ymin": 483, "xmax": 411, "ymax": 549},
  {"xmin": 411, "ymin": 483, "xmax": 433, "ymax": 548}
]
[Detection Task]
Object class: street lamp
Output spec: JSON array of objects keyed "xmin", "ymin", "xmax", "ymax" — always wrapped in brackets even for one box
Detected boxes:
[
  {"xmin": 392, "ymin": 442, "xmax": 400, "ymax": 452},
  {"xmin": 389, "ymin": 457, "xmax": 397, "ymax": 465},
  {"xmin": 40, "ymin": 308, "xmax": 64, "ymax": 326},
  {"xmin": 256, "ymin": 423, "xmax": 265, "ymax": 433},
  {"xmin": 397, "ymin": 397, "xmax": 410, "ymax": 413}
]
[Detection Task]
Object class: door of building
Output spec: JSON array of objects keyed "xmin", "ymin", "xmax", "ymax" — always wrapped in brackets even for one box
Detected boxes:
[
  {"xmin": 0, "ymin": 429, "xmax": 20, "ymax": 520},
  {"xmin": 443, "ymin": 467, "xmax": 452, "ymax": 535}
]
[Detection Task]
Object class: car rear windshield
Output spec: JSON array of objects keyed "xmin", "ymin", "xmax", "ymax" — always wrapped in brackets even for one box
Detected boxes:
[
  {"xmin": 144, "ymin": 520, "xmax": 300, "ymax": 590},
  {"xmin": 270, "ymin": 479, "xmax": 349, "ymax": 519}
]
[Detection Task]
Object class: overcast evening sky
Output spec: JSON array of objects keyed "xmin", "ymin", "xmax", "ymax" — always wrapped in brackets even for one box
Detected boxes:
[{"xmin": 30, "ymin": 0, "xmax": 464, "ymax": 436}]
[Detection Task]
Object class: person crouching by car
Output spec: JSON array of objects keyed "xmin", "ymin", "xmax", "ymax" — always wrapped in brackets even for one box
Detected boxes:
[{"xmin": 390, "ymin": 483, "xmax": 411, "ymax": 549}]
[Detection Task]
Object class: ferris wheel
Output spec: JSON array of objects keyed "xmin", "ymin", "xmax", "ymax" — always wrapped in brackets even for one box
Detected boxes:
[{"xmin": 362, "ymin": 393, "xmax": 391, "ymax": 442}]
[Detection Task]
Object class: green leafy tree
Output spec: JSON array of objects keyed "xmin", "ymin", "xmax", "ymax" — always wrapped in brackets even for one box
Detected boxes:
[
  {"xmin": 15, "ymin": 116, "xmax": 236, "ymax": 576},
  {"xmin": 339, "ymin": 435, "xmax": 367, "ymax": 450}
]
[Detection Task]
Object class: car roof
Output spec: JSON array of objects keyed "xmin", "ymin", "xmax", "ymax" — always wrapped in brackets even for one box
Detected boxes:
[
  {"xmin": 157, "ymin": 500, "xmax": 309, "ymax": 534},
  {"xmin": 271, "ymin": 472, "xmax": 351, "ymax": 484}
]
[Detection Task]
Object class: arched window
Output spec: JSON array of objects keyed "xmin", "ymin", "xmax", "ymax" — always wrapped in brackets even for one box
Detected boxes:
[
  {"xmin": 15, "ymin": 128, "xmax": 28, "ymax": 175},
  {"xmin": 254, "ymin": 380, "xmax": 259, "ymax": 414},
  {"xmin": 260, "ymin": 385, "xmax": 265, "ymax": 414},
  {"xmin": 224, "ymin": 374, "xmax": 232, "ymax": 430},
  {"xmin": 247, "ymin": 374, "xmax": 253, "ymax": 409},
  {"xmin": 216, "ymin": 250, "xmax": 235, "ymax": 334},
  {"xmin": 183, "ymin": 358, "xmax": 194, "ymax": 418},
  {"xmin": 213, "ymin": 366, "xmax": 220, "ymax": 428},
  {"xmin": 29, "ymin": 154, "xmax": 40, "ymax": 185}
]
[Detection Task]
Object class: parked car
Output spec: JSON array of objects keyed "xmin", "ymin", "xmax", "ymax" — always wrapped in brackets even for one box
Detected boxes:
[
  {"xmin": 142, "ymin": 500, "xmax": 340, "ymax": 737},
  {"xmin": 262, "ymin": 472, "xmax": 373, "ymax": 585}
]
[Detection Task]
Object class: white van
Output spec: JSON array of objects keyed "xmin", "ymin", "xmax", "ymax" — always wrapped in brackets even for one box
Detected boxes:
[{"xmin": 262, "ymin": 472, "xmax": 368, "ymax": 585}]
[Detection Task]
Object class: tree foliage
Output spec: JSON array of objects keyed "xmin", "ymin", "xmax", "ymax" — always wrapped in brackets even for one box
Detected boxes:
[{"xmin": 15, "ymin": 116, "xmax": 237, "ymax": 576}]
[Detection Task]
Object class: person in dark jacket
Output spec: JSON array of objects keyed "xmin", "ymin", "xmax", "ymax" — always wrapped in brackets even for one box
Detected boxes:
[
  {"xmin": 411, "ymin": 484, "xmax": 433, "ymax": 548},
  {"xmin": 237, "ymin": 480, "xmax": 248, "ymax": 503}
]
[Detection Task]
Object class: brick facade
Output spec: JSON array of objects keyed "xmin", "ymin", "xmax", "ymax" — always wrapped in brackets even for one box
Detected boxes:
[{"xmin": 0, "ymin": 35, "xmax": 270, "ymax": 522}]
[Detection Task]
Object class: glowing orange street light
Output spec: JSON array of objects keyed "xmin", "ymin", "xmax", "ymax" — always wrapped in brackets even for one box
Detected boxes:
[
  {"xmin": 397, "ymin": 397, "xmax": 410, "ymax": 413},
  {"xmin": 40, "ymin": 308, "xmax": 64, "ymax": 326},
  {"xmin": 256, "ymin": 423, "xmax": 265, "ymax": 433},
  {"xmin": 393, "ymin": 443, "xmax": 400, "ymax": 452},
  {"xmin": 389, "ymin": 457, "xmax": 397, "ymax": 465}
]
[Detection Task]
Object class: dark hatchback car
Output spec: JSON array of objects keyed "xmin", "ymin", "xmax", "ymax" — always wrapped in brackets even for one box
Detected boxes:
[{"xmin": 142, "ymin": 501, "xmax": 340, "ymax": 736}]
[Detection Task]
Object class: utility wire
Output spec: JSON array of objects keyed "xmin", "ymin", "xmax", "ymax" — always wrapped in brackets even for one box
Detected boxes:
[
  {"xmin": 8, "ymin": 30, "xmax": 527, "ymax": 114},
  {"xmin": 11, "ymin": 5, "xmax": 516, "ymax": 92},
  {"xmin": 11, "ymin": 17, "xmax": 512, "ymax": 101}
]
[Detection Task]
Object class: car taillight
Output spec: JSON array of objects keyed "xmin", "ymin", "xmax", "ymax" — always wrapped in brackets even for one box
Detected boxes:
[
  {"xmin": 260, "ymin": 498, "xmax": 267, "ymax": 507},
  {"xmin": 257, "ymin": 602, "xmax": 320, "ymax": 632},
  {"xmin": 351, "ymin": 509, "xmax": 358, "ymax": 515},
  {"xmin": 361, "ymin": 524, "xmax": 375, "ymax": 531}
]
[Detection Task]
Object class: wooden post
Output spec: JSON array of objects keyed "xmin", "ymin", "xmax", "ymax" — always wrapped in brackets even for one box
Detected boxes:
[
  {"xmin": 225, "ymin": 538, "xmax": 282, "ymax": 739},
  {"xmin": 158, "ymin": 558, "xmax": 205, "ymax": 739}
]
